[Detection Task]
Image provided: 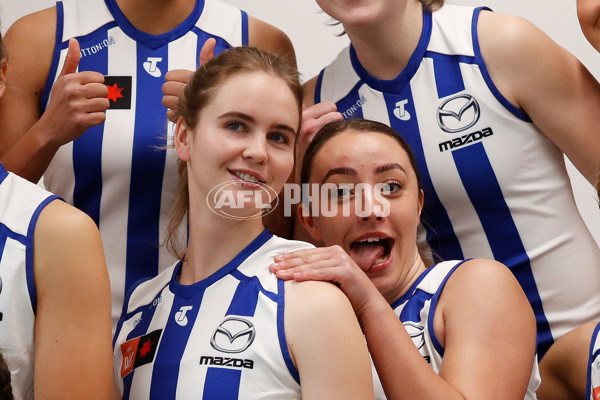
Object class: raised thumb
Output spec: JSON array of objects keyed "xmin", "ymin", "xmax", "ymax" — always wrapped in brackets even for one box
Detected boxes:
[{"xmin": 58, "ymin": 38, "xmax": 81, "ymax": 77}]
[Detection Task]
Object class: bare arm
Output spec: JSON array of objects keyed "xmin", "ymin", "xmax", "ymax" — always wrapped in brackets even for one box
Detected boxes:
[
  {"xmin": 537, "ymin": 322, "xmax": 597, "ymax": 400},
  {"xmin": 284, "ymin": 279, "xmax": 373, "ymax": 400},
  {"xmin": 479, "ymin": 11, "xmax": 600, "ymax": 183},
  {"xmin": 33, "ymin": 200, "xmax": 113, "ymax": 399},
  {"xmin": 273, "ymin": 248, "xmax": 536, "ymax": 399},
  {"xmin": 0, "ymin": 9, "xmax": 108, "ymax": 182}
]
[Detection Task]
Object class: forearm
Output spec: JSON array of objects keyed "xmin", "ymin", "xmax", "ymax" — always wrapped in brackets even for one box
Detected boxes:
[{"xmin": 1, "ymin": 121, "xmax": 61, "ymax": 182}]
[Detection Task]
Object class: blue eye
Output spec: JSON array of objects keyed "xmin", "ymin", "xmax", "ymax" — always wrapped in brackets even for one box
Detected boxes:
[
  {"xmin": 269, "ymin": 132, "xmax": 289, "ymax": 145},
  {"xmin": 226, "ymin": 122, "xmax": 244, "ymax": 132}
]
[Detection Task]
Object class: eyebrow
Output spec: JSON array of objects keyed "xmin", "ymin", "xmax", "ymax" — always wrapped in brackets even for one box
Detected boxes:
[
  {"xmin": 374, "ymin": 163, "xmax": 406, "ymax": 175},
  {"xmin": 219, "ymin": 111, "xmax": 297, "ymax": 136},
  {"xmin": 321, "ymin": 163, "xmax": 407, "ymax": 184},
  {"xmin": 321, "ymin": 167, "xmax": 357, "ymax": 184}
]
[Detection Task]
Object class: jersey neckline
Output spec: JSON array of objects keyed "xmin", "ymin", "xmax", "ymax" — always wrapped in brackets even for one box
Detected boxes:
[
  {"xmin": 169, "ymin": 229, "xmax": 273, "ymax": 299},
  {"xmin": 348, "ymin": 10, "xmax": 433, "ymax": 95},
  {"xmin": 104, "ymin": 0, "xmax": 205, "ymax": 50}
]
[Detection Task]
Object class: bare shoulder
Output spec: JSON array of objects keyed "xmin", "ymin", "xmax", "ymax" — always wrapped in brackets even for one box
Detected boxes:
[
  {"xmin": 34, "ymin": 199, "xmax": 105, "ymax": 280},
  {"xmin": 5, "ymin": 6, "xmax": 56, "ymax": 62},
  {"xmin": 302, "ymin": 76, "xmax": 319, "ymax": 107},
  {"xmin": 284, "ymin": 279, "xmax": 352, "ymax": 315},
  {"xmin": 35, "ymin": 199, "xmax": 99, "ymax": 242},
  {"xmin": 248, "ymin": 16, "xmax": 295, "ymax": 65},
  {"xmin": 445, "ymin": 258, "xmax": 522, "ymax": 294},
  {"xmin": 477, "ymin": 10, "xmax": 575, "ymax": 105}
]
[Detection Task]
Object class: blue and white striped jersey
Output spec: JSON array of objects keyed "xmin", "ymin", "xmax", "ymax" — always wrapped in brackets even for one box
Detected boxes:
[
  {"xmin": 113, "ymin": 231, "xmax": 311, "ymax": 399},
  {"xmin": 0, "ymin": 164, "xmax": 59, "ymax": 400},
  {"xmin": 371, "ymin": 260, "xmax": 539, "ymax": 399},
  {"xmin": 586, "ymin": 323, "xmax": 600, "ymax": 400},
  {"xmin": 41, "ymin": 0, "xmax": 249, "ymax": 329},
  {"xmin": 315, "ymin": 3, "xmax": 600, "ymax": 357}
]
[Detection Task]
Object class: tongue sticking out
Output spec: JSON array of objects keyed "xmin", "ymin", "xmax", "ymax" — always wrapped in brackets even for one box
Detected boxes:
[{"xmin": 349, "ymin": 242, "xmax": 386, "ymax": 271}]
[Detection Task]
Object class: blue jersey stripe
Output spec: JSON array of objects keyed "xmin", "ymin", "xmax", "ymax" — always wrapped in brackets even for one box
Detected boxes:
[
  {"xmin": 0, "ymin": 165, "xmax": 7, "ymax": 184},
  {"xmin": 149, "ymin": 296, "xmax": 201, "ymax": 398},
  {"xmin": 431, "ymin": 55, "xmax": 466, "ymax": 99},
  {"xmin": 72, "ymin": 31, "xmax": 109, "ymax": 226},
  {"xmin": 427, "ymin": 260, "xmax": 469, "ymax": 356},
  {"xmin": 124, "ymin": 44, "xmax": 169, "ymax": 293},
  {"xmin": 240, "ymin": 11, "xmax": 249, "ymax": 46},
  {"xmin": 192, "ymin": 28, "xmax": 234, "ymax": 64},
  {"xmin": 203, "ymin": 368, "xmax": 241, "ymax": 400},
  {"xmin": 452, "ymin": 143, "xmax": 553, "ymax": 357},
  {"xmin": 586, "ymin": 323, "xmax": 600, "ymax": 399},
  {"xmin": 121, "ymin": 289, "xmax": 163, "ymax": 399},
  {"xmin": 226, "ymin": 277, "xmax": 260, "ymax": 317},
  {"xmin": 471, "ymin": 8, "xmax": 530, "ymax": 122},
  {"xmin": 277, "ymin": 279, "xmax": 300, "ymax": 384},
  {"xmin": 41, "ymin": 2, "xmax": 65, "ymax": 110},
  {"xmin": 384, "ymin": 88, "xmax": 464, "ymax": 262},
  {"xmin": 26, "ymin": 195, "xmax": 59, "ymax": 315},
  {"xmin": 399, "ymin": 289, "xmax": 433, "ymax": 323}
]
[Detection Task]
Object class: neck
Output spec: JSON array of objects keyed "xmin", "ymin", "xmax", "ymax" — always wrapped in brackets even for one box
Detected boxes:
[
  {"xmin": 115, "ymin": 0, "xmax": 196, "ymax": 34},
  {"xmin": 178, "ymin": 201, "xmax": 265, "ymax": 285},
  {"xmin": 345, "ymin": 0, "xmax": 424, "ymax": 80},
  {"xmin": 386, "ymin": 248, "xmax": 428, "ymax": 304}
]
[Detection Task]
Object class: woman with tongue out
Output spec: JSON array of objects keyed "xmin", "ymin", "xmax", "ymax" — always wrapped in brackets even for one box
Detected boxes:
[
  {"xmin": 272, "ymin": 119, "xmax": 540, "ymax": 400},
  {"xmin": 111, "ymin": 47, "xmax": 373, "ymax": 399}
]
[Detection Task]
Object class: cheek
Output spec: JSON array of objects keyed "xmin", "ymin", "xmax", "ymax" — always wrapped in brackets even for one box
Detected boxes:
[{"xmin": 315, "ymin": 216, "xmax": 348, "ymax": 246}]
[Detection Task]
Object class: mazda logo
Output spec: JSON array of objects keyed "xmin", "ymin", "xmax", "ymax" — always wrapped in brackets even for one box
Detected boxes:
[
  {"xmin": 403, "ymin": 322, "xmax": 425, "ymax": 350},
  {"xmin": 210, "ymin": 317, "xmax": 256, "ymax": 354},
  {"xmin": 437, "ymin": 94, "xmax": 480, "ymax": 133}
]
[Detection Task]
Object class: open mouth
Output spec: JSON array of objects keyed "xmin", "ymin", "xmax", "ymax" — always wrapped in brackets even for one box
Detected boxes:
[{"xmin": 349, "ymin": 236, "xmax": 393, "ymax": 271}]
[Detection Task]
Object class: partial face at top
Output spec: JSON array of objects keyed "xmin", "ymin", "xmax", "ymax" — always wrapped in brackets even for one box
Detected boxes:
[
  {"xmin": 315, "ymin": 0, "xmax": 391, "ymax": 27},
  {"xmin": 175, "ymin": 71, "xmax": 300, "ymax": 217},
  {"xmin": 300, "ymin": 130, "xmax": 423, "ymax": 302},
  {"xmin": 577, "ymin": 0, "xmax": 600, "ymax": 52}
]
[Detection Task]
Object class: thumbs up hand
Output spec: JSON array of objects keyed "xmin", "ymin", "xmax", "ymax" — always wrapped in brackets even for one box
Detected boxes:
[
  {"xmin": 41, "ymin": 38, "xmax": 109, "ymax": 146},
  {"xmin": 162, "ymin": 38, "xmax": 216, "ymax": 123}
]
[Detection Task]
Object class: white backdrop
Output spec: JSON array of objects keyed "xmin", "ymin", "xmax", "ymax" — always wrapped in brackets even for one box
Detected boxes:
[{"xmin": 1, "ymin": 0, "xmax": 599, "ymax": 242}]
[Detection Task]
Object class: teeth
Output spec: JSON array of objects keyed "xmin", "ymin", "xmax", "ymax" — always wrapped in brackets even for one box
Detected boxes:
[
  {"xmin": 357, "ymin": 237, "xmax": 382, "ymax": 243},
  {"xmin": 375, "ymin": 255, "xmax": 389, "ymax": 264},
  {"xmin": 234, "ymin": 171, "xmax": 259, "ymax": 183}
]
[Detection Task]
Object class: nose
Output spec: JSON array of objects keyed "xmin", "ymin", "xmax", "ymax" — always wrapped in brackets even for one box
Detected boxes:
[
  {"xmin": 242, "ymin": 134, "xmax": 268, "ymax": 164},
  {"xmin": 356, "ymin": 184, "xmax": 387, "ymax": 221}
]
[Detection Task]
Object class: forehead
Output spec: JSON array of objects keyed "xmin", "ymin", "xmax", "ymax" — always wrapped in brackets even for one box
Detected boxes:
[
  {"xmin": 312, "ymin": 130, "xmax": 412, "ymax": 173},
  {"xmin": 203, "ymin": 71, "xmax": 300, "ymax": 121}
]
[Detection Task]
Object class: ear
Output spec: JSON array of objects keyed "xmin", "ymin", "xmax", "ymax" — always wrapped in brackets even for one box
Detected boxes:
[
  {"xmin": 297, "ymin": 203, "xmax": 324, "ymax": 242},
  {"xmin": 174, "ymin": 117, "xmax": 192, "ymax": 162},
  {"xmin": 0, "ymin": 64, "xmax": 7, "ymax": 99},
  {"xmin": 417, "ymin": 189, "xmax": 424, "ymax": 218}
]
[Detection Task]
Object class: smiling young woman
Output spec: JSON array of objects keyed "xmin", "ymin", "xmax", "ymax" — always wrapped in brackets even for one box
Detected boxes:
[{"xmin": 111, "ymin": 48, "xmax": 373, "ymax": 400}]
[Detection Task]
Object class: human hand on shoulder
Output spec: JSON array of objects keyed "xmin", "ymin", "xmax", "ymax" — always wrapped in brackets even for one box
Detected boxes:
[
  {"xmin": 162, "ymin": 38, "xmax": 215, "ymax": 123},
  {"xmin": 271, "ymin": 245, "xmax": 380, "ymax": 318},
  {"xmin": 39, "ymin": 39, "xmax": 109, "ymax": 147}
]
